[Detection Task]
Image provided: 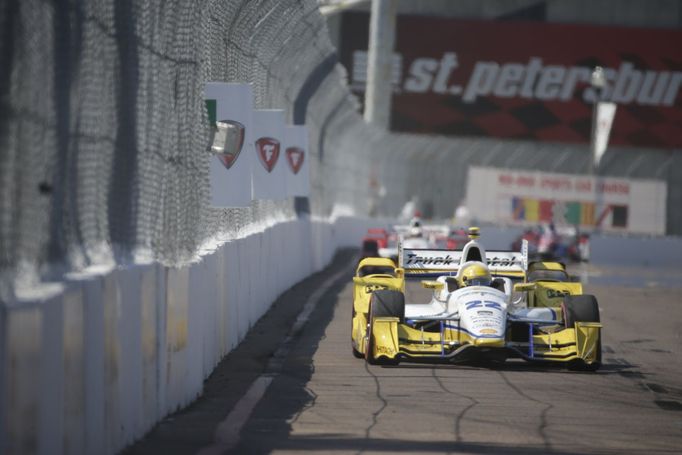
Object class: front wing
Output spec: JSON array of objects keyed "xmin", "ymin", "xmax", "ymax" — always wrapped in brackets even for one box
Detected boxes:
[{"xmin": 364, "ymin": 318, "xmax": 601, "ymax": 365}]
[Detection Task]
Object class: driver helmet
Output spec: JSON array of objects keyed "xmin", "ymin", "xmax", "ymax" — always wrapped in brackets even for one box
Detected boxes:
[{"xmin": 460, "ymin": 263, "xmax": 492, "ymax": 287}]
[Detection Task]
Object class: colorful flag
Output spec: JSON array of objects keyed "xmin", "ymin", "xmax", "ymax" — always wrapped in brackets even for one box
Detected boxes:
[{"xmin": 524, "ymin": 199, "xmax": 539, "ymax": 222}]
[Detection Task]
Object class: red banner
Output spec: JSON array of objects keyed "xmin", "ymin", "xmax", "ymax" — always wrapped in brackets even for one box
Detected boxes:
[{"xmin": 340, "ymin": 13, "xmax": 682, "ymax": 148}]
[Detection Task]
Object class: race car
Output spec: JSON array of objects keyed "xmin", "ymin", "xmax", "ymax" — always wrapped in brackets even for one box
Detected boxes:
[
  {"xmin": 360, "ymin": 228, "xmax": 397, "ymax": 260},
  {"xmin": 363, "ymin": 228, "xmax": 389, "ymax": 249},
  {"xmin": 379, "ymin": 217, "xmax": 450, "ymax": 260},
  {"xmin": 351, "ymin": 227, "xmax": 602, "ymax": 370},
  {"xmin": 514, "ymin": 223, "xmax": 590, "ymax": 262}
]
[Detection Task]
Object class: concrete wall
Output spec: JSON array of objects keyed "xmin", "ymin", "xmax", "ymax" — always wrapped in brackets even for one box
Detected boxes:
[
  {"xmin": 480, "ymin": 224, "xmax": 682, "ymax": 267},
  {"xmin": 0, "ymin": 216, "xmax": 388, "ymax": 455}
]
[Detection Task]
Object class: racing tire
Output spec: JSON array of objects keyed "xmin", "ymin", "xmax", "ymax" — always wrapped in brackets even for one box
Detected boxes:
[
  {"xmin": 366, "ymin": 290, "xmax": 404, "ymax": 365},
  {"xmin": 370, "ymin": 289, "xmax": 405, "ymax": 322},
  {"xmin": 562, "ymin": 295, "xmax": 601, "ymax": 371}
]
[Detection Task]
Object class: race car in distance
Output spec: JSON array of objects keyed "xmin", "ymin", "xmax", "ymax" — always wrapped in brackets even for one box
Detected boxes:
[
  {"xmin": 351, "ymin": 227, "xmax": 602, "ymax": 370},
  {"xmin": 377, "ymin": 217, "xmax": 451, "ymax": 260},
  {"xmin": 364, "ymin": 228, "xmax": 389, "ymax": 249},
  {"xmin": 512, "ymin": 224, "xmax": 590, "ymax": 262},
  {"xmin": 360, "ymin": 228, "xmax": 388, "ymax": 261}
]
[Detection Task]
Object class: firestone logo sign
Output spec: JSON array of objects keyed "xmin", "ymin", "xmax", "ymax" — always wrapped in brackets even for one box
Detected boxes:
[
  {"xmin": 216, "ymin": 120, "xmax": 245, "ymax": 170},
  {"xmin": 285, "ymin": 147, "xmax": 305, "ymax": 174},
  {"xmin": 352, "ymin": 51, "xmax": 681, "ymax": 107},
  {"xmin": 255, "ymin": 137, "xmax": 280, "ymax": 173}
]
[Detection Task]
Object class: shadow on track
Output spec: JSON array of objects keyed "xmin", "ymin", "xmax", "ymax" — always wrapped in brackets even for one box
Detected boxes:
[
  {"xmin": 229, "ymin": 250, "xmax": 356, "ymax": 453},
  {"xmin": 124, "ymin": 249, "xmax": 357, "ymax": 455}
]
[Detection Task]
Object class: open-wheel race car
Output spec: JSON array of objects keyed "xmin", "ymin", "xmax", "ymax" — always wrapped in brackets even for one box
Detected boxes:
[{"xmin": 351, "ymin": 227, "xmax": 602, "ymax": 370}]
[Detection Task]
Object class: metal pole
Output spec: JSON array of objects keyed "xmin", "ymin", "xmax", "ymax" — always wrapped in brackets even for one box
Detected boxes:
[
  {"xmin": 589, "ymin": 67, "xmax": 605, "ymax": 234},
  {"xmin": 589, "ymin": 98, "xmax": 598, "ymax": 176},
  {"xmin": 364, "ymin": 0, "xmax": 397, "ymax": 129},
  {"xmin": 588, "ymin": 66, "xmax": 605, "ymax": 176}
]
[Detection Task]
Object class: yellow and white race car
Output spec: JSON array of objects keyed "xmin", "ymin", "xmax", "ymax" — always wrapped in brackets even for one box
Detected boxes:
[{"xmin": 351, "ymin": 228, "xmax": 602, "ymax": 370}]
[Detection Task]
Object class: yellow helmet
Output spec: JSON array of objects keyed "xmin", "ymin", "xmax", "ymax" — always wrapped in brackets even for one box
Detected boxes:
[{"xmin": 460, "ymin": 263, "xmax": 492, "ymax": 287}]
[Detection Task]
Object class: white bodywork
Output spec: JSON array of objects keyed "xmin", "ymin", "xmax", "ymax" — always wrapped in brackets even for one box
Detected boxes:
[
  {"xmin": 404, "ymin": 275, "xmax": 559, "ymax": 343},
  {"xmin": 399, "ymin": 236, "xmax": 559, "ymax": 344},
  {"xmin": 405, "ymin": 282, "xmax": 509, "ymax": 340}
]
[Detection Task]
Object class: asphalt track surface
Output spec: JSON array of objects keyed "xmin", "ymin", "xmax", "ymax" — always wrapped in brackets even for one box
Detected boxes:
[{"xmin": 126, "ymin": 249, "xmax": 682, "ymax": 455}]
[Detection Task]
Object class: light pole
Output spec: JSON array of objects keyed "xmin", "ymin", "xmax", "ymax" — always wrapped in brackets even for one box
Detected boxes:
[
  {"xmin": 589, "ymin": 66, "xmax": 606, "ymax": 176},
  {"xmin": 589, "ymin": 66, "xmax": 606, "ymax": 234},
  {"xmin": 364, "ymin": 0, "xmax": 397, "ymax": 129}
]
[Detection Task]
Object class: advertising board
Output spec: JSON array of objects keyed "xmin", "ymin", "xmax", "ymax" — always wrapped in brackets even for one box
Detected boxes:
[
  {"xmin": 252, "ymin": 110, "xmax": 286, "ymax": 201},
  {"xmin": 283, "ymin": 125, "xmax": 310, "ymax": 197},
  {"xmin": 340, "ymin": 13, "xmax": 682, "ymax": 148},
  {"xmin": 465, "ymin": 166, "xmax": 667, "ymax": 235},
  {"xmin": 204, "ymin": 83, "xmax": 254, "ymax": 208}
]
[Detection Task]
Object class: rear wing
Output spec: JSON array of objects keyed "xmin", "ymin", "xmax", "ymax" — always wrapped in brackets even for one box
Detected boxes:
[
  {"xmin": 393, "ymin": 224, "xmax": 450, "ymax": 236},
  {"xmin": 399, "ymin": 239, "xmax": 528, "ymax": 277}
]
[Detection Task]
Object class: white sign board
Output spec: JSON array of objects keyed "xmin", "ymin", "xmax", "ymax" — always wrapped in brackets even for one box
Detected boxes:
[
  {"xmin": 204, "ymin": 83, "xmax": 254, "ymax": 208},
  {"xmin": 283, "ymin": 125, "xmax": 310, "ymax": 197},
  {"xmin": 465, "ymin": 166, "xmax": 667, "ymax": 235},
  {"xmin": 252, "ymin": 110, "xmax": 286, "ymax": 201}
]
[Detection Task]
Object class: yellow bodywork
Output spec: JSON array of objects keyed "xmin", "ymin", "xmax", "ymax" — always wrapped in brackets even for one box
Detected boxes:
[
  {"xmin": 528, "ymin": 281, "xmax": 583, "ymax": 307},
  {"xmin": 525, "ymin": 261, "xmax": 583, "ymax": 308},
  {"xmin": 368, "ymin": 317, "xmax": 401, "ymax": 359},
  {"xmin": 574, "ymin": 322, "xmax": 602, "ymax": 363}
]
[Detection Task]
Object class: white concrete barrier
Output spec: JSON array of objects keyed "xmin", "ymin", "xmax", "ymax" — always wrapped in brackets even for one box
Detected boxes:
[
  {"xmin": 1, "ymin": 215, "xmax": 383, "ymax": 454},
  {"xmin": 479, "ymin": 224, "xmax": 682, "ymax": 268},
  {"xmin": 590, "ymin": 234, "xmax": 682, "ymax": 268}
]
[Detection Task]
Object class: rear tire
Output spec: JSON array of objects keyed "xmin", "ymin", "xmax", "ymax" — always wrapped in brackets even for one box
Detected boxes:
[
  {"xmin": 366, "ymin": 290, "xmax": 404, "ymax": 365},
  {"xmin": 563, "ymin": 295, "xmax": 601, "ymax": 371}
]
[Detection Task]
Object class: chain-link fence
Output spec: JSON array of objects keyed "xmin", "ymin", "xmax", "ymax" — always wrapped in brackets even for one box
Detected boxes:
[
  {"xmin": 1, "ymin": 0, "xmax": 680, "ymax": 297},
  {"xmin": 0, "ymin": 0, "xmax": 345, "ymax": 294}
]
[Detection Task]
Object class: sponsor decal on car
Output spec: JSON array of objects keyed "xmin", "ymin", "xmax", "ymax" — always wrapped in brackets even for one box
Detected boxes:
[
  {"xmin": 547, "ymin": 289, "xmax": 571, "ymax": 299},
  {"xmin": 364, "ymin": 284, "xmax": 388, "ymax": 294},
  {"xmin": 404, "ymin": 253, "xmax": 456, "ymax": 266},
  {"xmin": 486, "ymin": 256, "xmax": 520, "ymax": 267}
]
